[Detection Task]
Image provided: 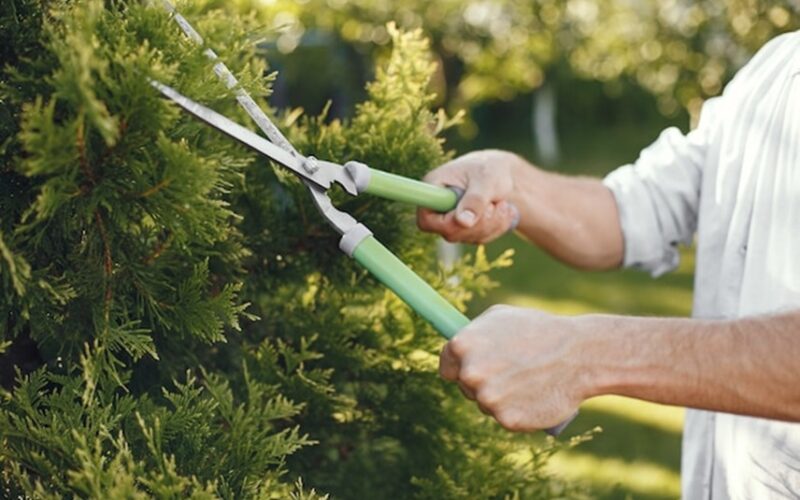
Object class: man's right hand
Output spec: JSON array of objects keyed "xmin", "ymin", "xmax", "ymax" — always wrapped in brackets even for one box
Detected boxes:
[{"xmin": 416, "ymin": 149, "xmax": 524, "ymax": 244}]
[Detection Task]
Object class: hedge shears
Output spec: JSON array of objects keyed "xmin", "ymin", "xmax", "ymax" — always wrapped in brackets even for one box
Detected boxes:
[{"xmin": 154, "ymin": 1, "xmax": 572, "ymax": 436}]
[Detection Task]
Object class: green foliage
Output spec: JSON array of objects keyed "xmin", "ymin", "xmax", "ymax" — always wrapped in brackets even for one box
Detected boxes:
[
  {"xmin": 560, "ymin": 0, "xmax": 800, "ymax": 117},
  {"xmin": 228, "ymin": 0, "xmax": 799, "ymax": 119},
  {"xmin": 1, "ymin": 0, "xmax": 586, "ymax": 498}
]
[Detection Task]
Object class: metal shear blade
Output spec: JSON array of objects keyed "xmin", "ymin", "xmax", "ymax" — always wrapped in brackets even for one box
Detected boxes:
[{"xmin": 151, "ymin": 80, "xmax": 358, "ymax": 196}]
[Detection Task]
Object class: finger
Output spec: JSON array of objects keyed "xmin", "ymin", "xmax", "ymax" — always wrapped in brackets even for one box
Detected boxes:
[
  {"xmin": 483, "ymin": 202, "xmax": 496, "ymax": 221},
  {"xmin": 452, "ymin": 203, "xmax": 495, "ymax": 242},
  {"xmin": 422, "ymin": 160, "xmax": 467, "ymax": 187},
  {"xmin": 448, "ymin": 202, "xmax": 508, "ymax": 244},
  {"xmin": 474, "ymin": 202, "xmax": 519, "ymax": 243},
  {"xmin": 439, "ymin": 342, "xmax": 460, "ymax": 381},
  {"xmin": 416, "ymin": 208, "xmax": 448, "ymax": 233},
  {"xmin": 476, "ymin": 402, "xmax": 493, "ymax": 416},
  {"xmin": 419, "ymin": 211, "xmax": 467, "ymax": 242},
  {"xmin": 458, "ymin": 382, "xmax": 476, "ymax": 400},
  {"xmin": 455, "ymin": 182, "xmax": 493, "ymax": 228}
]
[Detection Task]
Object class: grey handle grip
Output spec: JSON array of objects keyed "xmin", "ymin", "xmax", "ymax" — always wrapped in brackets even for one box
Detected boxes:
[{"xmin": 545, "ymin": 411, "xmax": 578, "ymax": 437}]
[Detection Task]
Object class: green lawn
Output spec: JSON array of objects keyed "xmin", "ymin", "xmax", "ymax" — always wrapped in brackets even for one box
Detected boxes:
[{"xmin": 462, "ymin": 113, "xmax": 693, "ymax": 499}]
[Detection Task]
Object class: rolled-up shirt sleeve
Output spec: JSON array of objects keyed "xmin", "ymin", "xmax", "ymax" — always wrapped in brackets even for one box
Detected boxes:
[{"xmin": 603, "ymin": 98, "xmax": 719, "ymax": 277}]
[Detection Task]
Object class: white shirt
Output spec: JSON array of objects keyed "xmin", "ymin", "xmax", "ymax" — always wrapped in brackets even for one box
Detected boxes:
[{"xmin": 603, "ymin": 31, "xmax": 800, "ymax": 499}]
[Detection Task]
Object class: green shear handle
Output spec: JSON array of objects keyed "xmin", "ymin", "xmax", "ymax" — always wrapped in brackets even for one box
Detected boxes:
[
  {"xmin": 344, "ymin": 228, "xmax": 575, "ymax": 436},
  {"xmin": 347, "ymin": 163, "xmax": 459, "ymax": 213},
  {"xmin": 352, "ymin": 235, "xmax": 469, "ymax": 339},
  {"xmin": 345, "ymin": 162, "xmax": 520, "ymax": 229}
]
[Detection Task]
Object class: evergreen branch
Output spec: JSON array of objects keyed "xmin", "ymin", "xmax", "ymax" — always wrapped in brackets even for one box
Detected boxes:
[
  {"xmin": 93, "ymin": 209, "xmax": 113, "ymax": 325},
  {"xmin": 135, "ymin": 177, "xmax": 172, "ymax": 199},
  {"xmin": 143, "ymin": 231, "xmax": 173, "ymax": 265},
  {"xmin": 94, "ymin": 210, "xmax": 112, "ymax": 284},
  {"xmin": 76, "ymin": 117, "xmax": 97, "ymax": 191},
  {"xmin": 131, "ymin": 276, "xmax": 169, "ymax": 311},
  {"xmin": 0, "ymin": 4, "xmax": 579, "ymax": 496},
  {"xmin": 294, "ymin": 187, "xmax": 310, "ymax": 230},
  {"xmin": 0, "ymin": 229, "xmax": 31, "ymax": 296},
  {"xmin": 95, "ymin": 118, "xmax": 127, "ymax": 167}
]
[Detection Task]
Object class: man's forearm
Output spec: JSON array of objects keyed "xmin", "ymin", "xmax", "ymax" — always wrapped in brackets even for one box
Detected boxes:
[
  {"xmin": 441, "ymin": 306, "xmax": 800, "ymax": 432},
  {"xmin": 586, "ymin": 310, "xmax": 800, "ymax": 421},
  {"xmin": 507, "ymin": 159, "xmax": 624, "ymax": 270},
  {"xmin": 417, "ymin": 150, "xmax": 624, "ymax": 266}
]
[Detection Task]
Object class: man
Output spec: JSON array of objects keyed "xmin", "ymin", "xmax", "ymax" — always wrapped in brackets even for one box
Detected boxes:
[{"xmin": 417, "ymin": 31, "xmax": 800, "ymax": 499}]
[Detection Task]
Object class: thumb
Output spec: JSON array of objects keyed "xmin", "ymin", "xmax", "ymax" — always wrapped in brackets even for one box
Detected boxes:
[{"xmin": 454, "ymin": 184, "xmax": 492, "ymax": 228}]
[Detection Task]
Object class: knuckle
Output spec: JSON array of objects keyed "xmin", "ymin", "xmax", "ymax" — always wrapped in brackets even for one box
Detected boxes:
[
  {"xmin": 462, "ymin": 191, "xmax": 490, "ymax": 208},
  {"xmin": 456, "ymin": 230, "xmax": 482, "ymax": 245},
  {"xmin": 439, "ymin": 223, "xmax": 461, "ymax": 242},
  {"xmin": 476, "ymin": 234, "xmax": 495, "ymax": 245},
  {"xmin": 425, "ymin": 160, "xmax": 467, "ymax": 186},
  {"xmin": 442, "ymin": 232, "xmax": 460, "ymax": 243},
  {"xmin": 416, "ymin": 213, "xmax": 433, "ymax": 231},
  {"xmin": 459, "ymin": 383, "xmax": 476, "ymax": 400},
  {"xmin": 468, "ymin": 161, "xmax": 488, "ymax": 178},
  {"xmin": 468, "ymin": 221, "xmax": 494, "ymax": 240},
  {"xmin": 422, "ymin": 172, "xmax": 439, "ymax": 184},
  {"xmin": 485, "ymin": 304, "xmax": 509, "ymax": 315},
  {"xmin": 450, "ymin": 333, "xmax": 472, "ymax": 360},
  {"xmin": 476, "ymin": 389, "xmax": 501, "ymax": 412},
  {"xmin": 448, "ymin": 335, "xmax": 470, "ymax": 357},
  {"xmin": 459, "ymin": 366, "xmax": 484, "ymax": 388},
  {"xmin": 422, "ymin": 166, "xmax": 450, "ymax": 184},
  {"xmin": 496, "ymin": 410, "xmax": 525, "ymax": 432},
  {"xmin": 438, "ymin": 363, "xmax": 454, "ymax": 381}
]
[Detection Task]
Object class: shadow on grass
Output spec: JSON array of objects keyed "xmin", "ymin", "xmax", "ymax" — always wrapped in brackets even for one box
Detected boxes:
[
  {"xmin": 567, "ymin": 407, "xmax": 682, "ymax": 471},
  {"xmin": 547, "ymin": 406, "xmax": 682, "ymax": 500},
  {"xmin": 469, "ymin": 234, "xmax": 695, "ymax": 319}
]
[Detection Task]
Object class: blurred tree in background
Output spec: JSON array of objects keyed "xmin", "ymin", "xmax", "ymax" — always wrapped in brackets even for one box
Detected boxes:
[{"xmin": 225, "ymin": 0, "xmax": 798, "ymax": 127}]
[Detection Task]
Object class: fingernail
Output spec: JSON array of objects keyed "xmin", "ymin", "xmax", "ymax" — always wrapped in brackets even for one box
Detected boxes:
[{"xmin": 457, "ymin": 209, "xmax": 476, "ymax": 227}]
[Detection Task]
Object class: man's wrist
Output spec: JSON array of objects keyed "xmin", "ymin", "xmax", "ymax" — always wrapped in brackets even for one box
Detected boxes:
[
  {"xmin": 570, "ymin": 314, "xmax": 620, "ymax": 399},
  {"xmin": 505, "ymin": 153, "xmax": 541, "ymax": 219},
  {"xmin": 575, "ymin": 314, "xmax": 664, "ymax": 400}
]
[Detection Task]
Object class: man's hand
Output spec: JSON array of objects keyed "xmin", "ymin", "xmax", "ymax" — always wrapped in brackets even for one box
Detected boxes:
[
  {"xmin": 442, "ymin": 306, "xmax": 800, "ymax": 428},
  {"xmin": 417, "ymin": 149, "xmax": 524, "ymax": 244},
  {"xmin": 440, "ymin": 305, "xmax": 592, "ymax": 432},
  {"xmin": 418, "ymin": 149, "xmax": 625, "ymax": 270}
]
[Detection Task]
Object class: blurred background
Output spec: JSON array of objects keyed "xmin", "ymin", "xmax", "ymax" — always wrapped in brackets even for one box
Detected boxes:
[{"xmin": 210, "ymin": 0, "xmax": 798, "ymax": 497}]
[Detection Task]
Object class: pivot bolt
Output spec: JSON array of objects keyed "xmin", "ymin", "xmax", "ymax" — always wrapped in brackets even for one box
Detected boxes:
[{"xmin": 303, "ymin": 155, "xmax": 320, "ymax": 174}]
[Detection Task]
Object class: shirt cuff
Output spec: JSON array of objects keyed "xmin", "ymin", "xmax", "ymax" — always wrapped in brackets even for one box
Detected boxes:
[{"xmin": 603, "ymin": 165, "xmax": 681, "ymax": 278}]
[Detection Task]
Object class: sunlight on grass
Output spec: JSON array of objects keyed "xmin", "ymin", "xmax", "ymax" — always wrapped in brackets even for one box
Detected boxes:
[
  {"xmin": 570, "ymin": 280, "xmax": 694, "ymax": 317},
  {"xmin": 549, "ymin": 450, "xmax": 681, "ymax": 499},
  {"xmin": 493, "ymin": 284, "xmax": 693, "ymax": 318},
  {"xmin": 673, "ymin": 247, "xmax": 696, "ymax": 277},
  {"xmin": 583, "ymin": 396, "xmax": 684, "ymax": 435},
  {"xmin": 497, "ymin": 293, "xmax": 600, "ymax": 315}
]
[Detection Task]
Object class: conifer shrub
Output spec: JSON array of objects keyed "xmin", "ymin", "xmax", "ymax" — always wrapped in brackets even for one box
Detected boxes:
[{"xmin": 0, "ymin": 1, "xmax": 588, "ymax": 497}]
